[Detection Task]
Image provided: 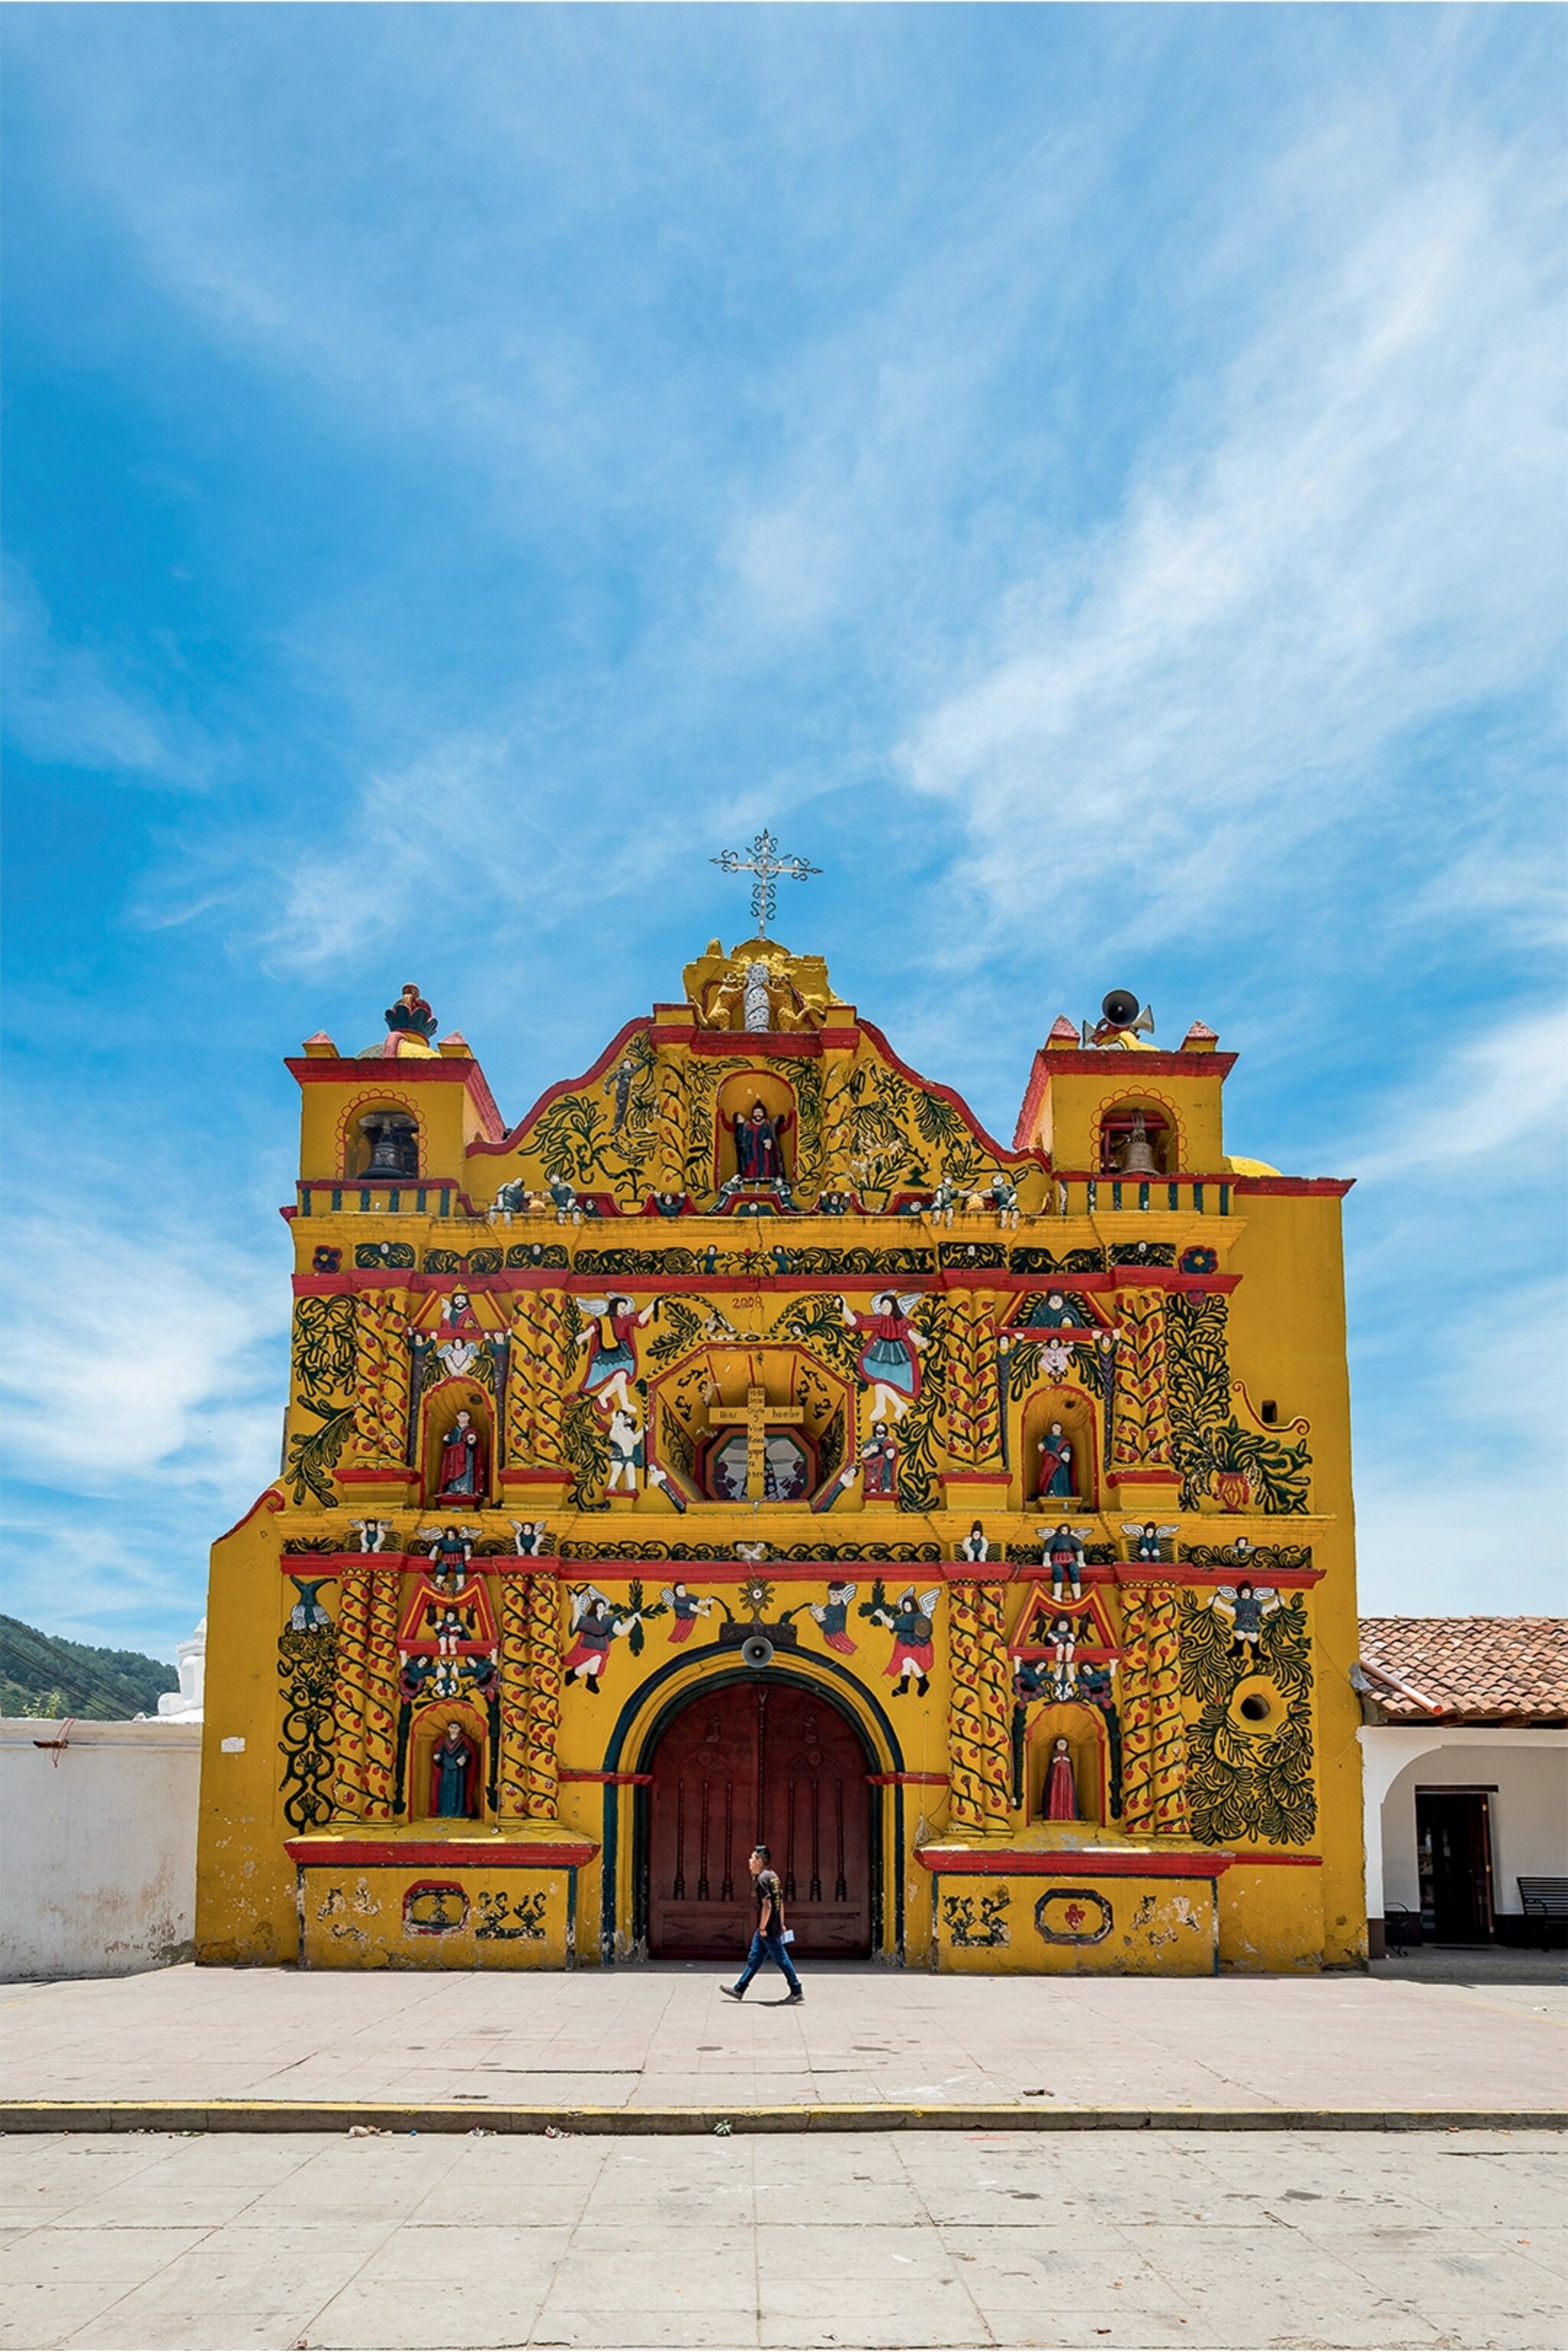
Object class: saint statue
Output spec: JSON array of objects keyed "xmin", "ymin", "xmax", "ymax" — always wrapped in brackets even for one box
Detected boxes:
[
  {"xmin": 1036, "ymin": 1422, "xmax": 1075, "ymax": 1500},
  {"xmin": 1044, "ymin": 1736, "xmax": 1079, "ymax": 1821},
  {"xmin": 430, "ymin": 1720, "xmax": 479, "ymax": 1818},
  {"xmin": 860, "ymin": 1420, "xmax": 899, "ymax": 1498},
  {"xmin": 841, "ymin": 1292, "xmax": 928, "ymax": 1423},
  {"xmin": 436, "ymin": 1410, "xmax": 485, "ymax": 1500},
  {"xmin": 725, "ymin": 1099, "xmax": 793, "ymax": 1183},
  {"xmin": 576, "ymin": 1295, "xmax": 655, "ymax": 1415}
]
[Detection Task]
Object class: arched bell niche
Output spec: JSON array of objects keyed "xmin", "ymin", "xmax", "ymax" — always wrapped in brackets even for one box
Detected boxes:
[
  {"xmin": 1030, "ymin": 1701, "xmax": 1110, "ymax": 1826},
  {"xmin": 1020, "ymin": 1387, "xmax": 1099, "ymax": 1509},
  {"xmin": 1096, "ymin": 1098, "xmax": 1179, "ymax": 1176},
  {"xmin": 420, "ymin": 1378, "xmax": 495, "ymax": 1508},
  {"xmin": 345, "ymin": 1102, "xmax": 421, "ymax": 1181}
]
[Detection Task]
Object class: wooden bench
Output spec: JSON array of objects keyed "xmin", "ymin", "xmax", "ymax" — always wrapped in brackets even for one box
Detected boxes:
[{"xmin": 1517, "ymin": 1877, "xmax": 1568, "ymax": 1949}]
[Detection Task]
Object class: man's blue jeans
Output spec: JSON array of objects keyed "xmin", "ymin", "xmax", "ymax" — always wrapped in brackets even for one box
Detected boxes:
[{"xmin": 733, "ymin": 1929, "xmax": 802, "ymax": 1995}]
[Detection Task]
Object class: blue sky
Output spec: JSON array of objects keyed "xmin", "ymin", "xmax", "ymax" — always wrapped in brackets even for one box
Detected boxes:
[{"xmin": 2, "ymin": 5, "xmax": 1563, "ymax": 1661}]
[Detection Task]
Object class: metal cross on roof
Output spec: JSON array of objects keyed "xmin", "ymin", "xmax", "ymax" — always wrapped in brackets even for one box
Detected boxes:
[{"xmin": 710, "ymin": 829, "xmax": 821, "ymax": 937}]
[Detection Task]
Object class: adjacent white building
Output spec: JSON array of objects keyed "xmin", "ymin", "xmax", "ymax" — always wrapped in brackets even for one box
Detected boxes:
[{"xmin": 1357, "ymin": 1618, "xmax": 1567, "ymax": 1955}]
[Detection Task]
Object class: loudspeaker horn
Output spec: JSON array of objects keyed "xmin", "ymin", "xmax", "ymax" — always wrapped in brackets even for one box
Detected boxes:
[
  {"xmin": 1101, "ymin": 988, "xmax": 1142, "ymax": 1027},
  {"xmin": 740, "ymin": 1633, "xmax": 775, "ymax": 1671}
]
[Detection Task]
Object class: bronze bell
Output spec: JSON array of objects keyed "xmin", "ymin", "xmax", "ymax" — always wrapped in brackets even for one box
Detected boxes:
[
  {"xmin": 1117, "ymin": 1112, "xmax": 1161, "ymax": 1175},
  {"xmin": 361, "ymin": 1113, "xmax": 420, "ymax": 1181}
]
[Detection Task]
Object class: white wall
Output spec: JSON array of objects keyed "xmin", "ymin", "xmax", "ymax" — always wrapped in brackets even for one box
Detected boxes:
[
  {"xmin": 0, "ymin": 1718, "xmax": 201, "ymax": 1981},
  {"xmin": 1359, "ymin": 1725, "xmax": 1568, "ymax": 1922}
]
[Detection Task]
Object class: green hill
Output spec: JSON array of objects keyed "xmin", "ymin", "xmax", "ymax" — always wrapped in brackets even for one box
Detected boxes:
[{"xmin": 0, "ymin": 1615, "xmax": 178, "ymax": 1720}]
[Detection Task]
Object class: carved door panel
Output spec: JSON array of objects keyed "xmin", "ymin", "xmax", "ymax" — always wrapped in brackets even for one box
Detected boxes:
[{"xmin": 648, "ymin": 1680, "xmax": 871, "ymax": 1960}]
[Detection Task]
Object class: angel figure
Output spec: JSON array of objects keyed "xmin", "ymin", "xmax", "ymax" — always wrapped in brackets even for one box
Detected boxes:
[
  {"xmin": 562, "ymin": 1585, "xmax": 644, "ymax": 1690},
  {"xmin": 1214, "ymin": 1581, "xmax": 1280, "ymax": 1660},
  {"xmin": 1040, "ymin": 1522, "xmax": 1094, "ymax": 1602},
  {"xmin": 958, "ymin": 1521, "xmax": 991, "ymax": 1563},
  {"xmin": 871, "ymin": 1586, "xmax": 942, "ymax": 1695},
  {"xmin": 509, "ymin": 1520, "xmax": 550, "ymax": 1558},
  {"xmin": 807, "ymin": 1579, "xmax": 858, "ymax": 1655},
  {"xmin": 1121, "ymin": 1521, "xmax": 1179, "ymax": 1564},
  {"xmin": 662, "ymin": 1583, "xmax": 715, "ymax": 1643},
  {"xmin": 348, "ymin": 1518, "xmax": 393, "ymax": 1555},
  {"xmin": 841, "ymin": 1292, "xmax": 928, "ymax": 1423},
  {"xmin": 576, "ymin": 1294, "xmax": 656, "ymax": 1415}
]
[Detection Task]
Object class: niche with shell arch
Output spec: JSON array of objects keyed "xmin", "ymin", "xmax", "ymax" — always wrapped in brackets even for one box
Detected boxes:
[
  {"xmin": 1030, "ymin": 1701, "xmax": 1110, "ymax": 1826},
  {"xmin": 714, "ymin": 1070, "xmax": 799, "ymax": 1191},
  {"xmin": 1096, "ymin": 1093, "xmax": 1182, "ymax": 1177},
  {"xmin": 420, "ymin": 1377, "xmax": 495, "ymax": 1508},
  {"xmin": 1020, "ymin": 1386, "xmax": 1099, "ymax": 1509},
  {"xmin": 408, "ymin": 1697, "xmax": 489, "ymax": 1824}
]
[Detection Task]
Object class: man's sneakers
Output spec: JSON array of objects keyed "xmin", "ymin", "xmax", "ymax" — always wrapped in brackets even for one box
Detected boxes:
[
  {"xmin": 784, "ymin": 1988, "xmax": 805, "ymax": 2004},
  {"xmin": 719, "ymin": 1984, "xmax": 744, "ymax": 2001}
]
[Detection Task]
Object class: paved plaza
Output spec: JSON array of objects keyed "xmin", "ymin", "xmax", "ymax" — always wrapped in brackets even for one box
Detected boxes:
[
  {"xmin": 3, "ymin": 2125, "xmax": 1566, "ymax": 2350},
  {"xmin": 3, "ymin": 1961, "xmax": 1565, "ymax": 2124}
]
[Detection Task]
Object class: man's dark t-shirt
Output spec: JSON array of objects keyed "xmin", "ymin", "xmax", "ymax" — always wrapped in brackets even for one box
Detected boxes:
[{"xmin": 755, "ymin": 1868, "xmax": 784, "ymax": 1933}]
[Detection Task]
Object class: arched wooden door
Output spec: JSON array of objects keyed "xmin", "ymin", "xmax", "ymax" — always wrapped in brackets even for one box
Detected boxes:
[{"xmin": 647, "ymin": 1678, "xmax": 873, "ymax": 1960}]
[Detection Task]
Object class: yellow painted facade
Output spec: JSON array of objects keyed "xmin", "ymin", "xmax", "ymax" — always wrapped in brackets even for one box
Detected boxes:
[{"xmin": 196, "ymin": 942, "xmax": 1366, "ymax": 1975}]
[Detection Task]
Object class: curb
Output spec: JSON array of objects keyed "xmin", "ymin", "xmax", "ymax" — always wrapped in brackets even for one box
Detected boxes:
[{"xmin": 2, "ymin": 2102, "xmax": 1564, "ymax": 2135}]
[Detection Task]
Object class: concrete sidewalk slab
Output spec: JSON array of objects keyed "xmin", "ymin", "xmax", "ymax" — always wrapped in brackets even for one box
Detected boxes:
[
  {"xmin": 2, "ymin": 2129, "xmax": 1565, "ymax": 2350},
  {"xmin": 3, "ymin": 1962, "xmax": 1565, "ymax": 2129}
]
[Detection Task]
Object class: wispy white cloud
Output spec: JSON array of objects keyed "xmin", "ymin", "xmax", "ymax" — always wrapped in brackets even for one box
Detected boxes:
[
  {"xmin": 897, "ymin": 132, "xmax": 1564, "ymax": 959},
  {"xmin": 0, "ymin": 1208, "xmax": 281, "ymax": 1492},
  {"xmin": 1, "ymin": 567, "xmax": 201, "ymax": 785},
  {"xmin": 1352, "ymin": 1008, "xmax": 1568, "ymax": 1181}
]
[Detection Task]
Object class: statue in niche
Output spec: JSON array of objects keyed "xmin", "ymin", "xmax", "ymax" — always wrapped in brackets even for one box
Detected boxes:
[
  {"xmin": 1035, "ymin": 1422, "xmax": 1076, "ymax": 1501},
  {"xmin": 435, "ymin": 1411, "xmax": 485, "ymax": 1501},
  {"xmin": 429, "ymin": 1720, "xmax": 481, "ymax": 1818},
  {"xmin": 958, "ymin": 1522, "xmax": 991, "ymax": 1562},
  {"xmin": 842, "ymin": 1292, "xmax": 927, "ymax": 1423},
  {"xmin": 1044, "ymin": 1736, "xmax": 1079, "ymax": 1821},
  {"xmin": 725, "ymin": 1099, "xmax": 793, "ymax": 1183},
  {"xmin": 385, "ymin": 984, "xmax": 437, "ymax": 1042}
]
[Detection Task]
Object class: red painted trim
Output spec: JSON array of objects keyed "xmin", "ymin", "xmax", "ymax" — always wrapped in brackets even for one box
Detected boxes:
[
  {"xmin": 286, "ymin": 1058, "xmax": 504, "ymax": 1141},
  {"xmin": 1233, "ymin": 1176, "xmax": 1354, "ymax": 1197},
  {"xmin": 914, "ymin": 1847, "xmax": 1321, "ymax": 1877},
  {"xmin": 867, "ymin": 1772, "xmax": 949, "ymax": 1786},
  {"xmin": 214, "ymin": 1487, "xmax": 284, "ymax": 1544},
  {"xmin": 272, "ymin": 1553, "xmax": 1320, "ymax": 1589},
  {"xmin": 287, "ymin": 1838, "xmax": 597, "ymax": 1868},
  {"xmin": 466, "ymin": 1018, "xmax": 652, "ymax": 1159},
  {"xmin": 558, "ymin": 1770, "xmax": 655, "ymax": 1785},
  {"xmin": 335, "ymin": 1467, "xmax": 418, "ymax": 1488}
]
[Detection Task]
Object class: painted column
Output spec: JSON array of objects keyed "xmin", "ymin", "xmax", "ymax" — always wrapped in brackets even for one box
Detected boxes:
[
  {"xmin": 524, "ymin": 1570, "xmax": 563, "ymax": 1820},
  {"xmin": 496, "ymin": 1572, "xmax": 533, "ymax": 1818},
  {"xmin": 1111, "ymin": 1289, "xmax": 1174, "ymax": 1469},
  {"xmin": 505, "ymin": 1292, "xmax": 572, "ymax": 1466},
  {"xmin": 358, "ymin": 1567, "xmax": 402, "ymax": 1821},
  {"xmin": 946, "ymin": 1579, "xmax": 1013, "ymax": 1832},
  {"xmin": 328, "ymin": 1563, "xmax": 372, "ymax": 1821},
  {"xmin": 351, "ymin": 1290, "xmax": 413, "ymax": 1464}
]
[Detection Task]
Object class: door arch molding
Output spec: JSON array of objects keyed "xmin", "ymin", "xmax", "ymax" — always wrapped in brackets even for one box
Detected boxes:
[{"xmin": 596, "ymin": 1645, "xmax": 909, "ymax": 1964}]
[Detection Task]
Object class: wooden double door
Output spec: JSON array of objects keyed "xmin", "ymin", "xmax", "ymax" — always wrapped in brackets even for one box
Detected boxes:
[{"xmin": 647, "ymin": 1679, "xmax": 873, "ymax": 1960}]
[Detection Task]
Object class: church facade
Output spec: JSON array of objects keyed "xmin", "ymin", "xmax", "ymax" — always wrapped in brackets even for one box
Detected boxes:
[{"xmin": 196, "ymin": 936, "xmax": 1365, "ymax": 1975}]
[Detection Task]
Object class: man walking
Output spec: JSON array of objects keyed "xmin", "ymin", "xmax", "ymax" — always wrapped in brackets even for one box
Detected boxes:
[{"xmin": 720, "ymin": 1845, "xmax": 803, "ymax": 2003}]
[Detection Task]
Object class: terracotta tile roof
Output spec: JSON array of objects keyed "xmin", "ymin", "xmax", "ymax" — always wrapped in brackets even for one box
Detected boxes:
[{"xmin": 1357, "ymin": 1618, "xmax": 1568, "ymax": 1724}]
